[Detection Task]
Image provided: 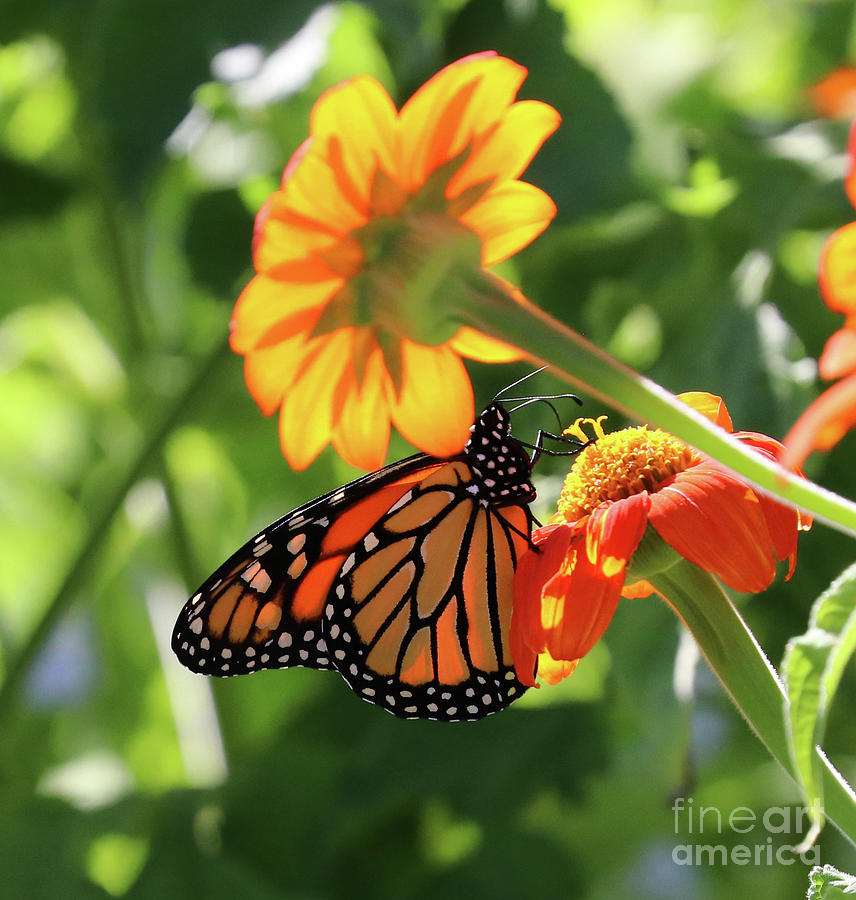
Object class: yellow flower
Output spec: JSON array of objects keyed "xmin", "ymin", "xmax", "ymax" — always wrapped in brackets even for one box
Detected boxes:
[{"xmin": 231, "ymin": 52, "xmax": 560, "ymax": 469}]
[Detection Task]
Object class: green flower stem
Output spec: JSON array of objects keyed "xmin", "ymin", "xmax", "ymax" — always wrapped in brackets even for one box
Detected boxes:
[
  {"xmin": 0, "ymin": 336, "xmax": 231, "ymax": 724},
  {"xmin": 652, "ymin": 560, "xmax": 856, "ymax": 847},
  {"xmin": 457, "ymin": 283, "xmax": 856, "ymax": 538}
]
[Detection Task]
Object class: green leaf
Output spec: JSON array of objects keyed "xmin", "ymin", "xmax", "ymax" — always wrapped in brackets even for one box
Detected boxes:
[
  {"xmin": 783, "ymin": 561, "xmax": 856, "ymax": 842},
  {"xmin": 807, "ymin": 864, "xmax": 856, "ymax": 899}
]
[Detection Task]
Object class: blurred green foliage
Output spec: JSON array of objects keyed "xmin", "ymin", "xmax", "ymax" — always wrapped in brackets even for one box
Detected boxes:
[{"xmin": 3, "ymin": 0, "xmax": 856, "ymax": 896}]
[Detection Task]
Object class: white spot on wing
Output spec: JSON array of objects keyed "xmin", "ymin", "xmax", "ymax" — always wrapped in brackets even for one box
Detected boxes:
[
  {"xmin": 286, "ymin": 533, "xmax": 306, "ymax": 554},
  {"xmin": 387, "ymin": 490, "xmax": 413, "ymax": 513}
]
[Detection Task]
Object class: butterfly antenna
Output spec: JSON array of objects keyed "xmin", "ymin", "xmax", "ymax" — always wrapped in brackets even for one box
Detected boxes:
[
  {"xmin": 508, "ymin": 397, "xmax": 564, "ymax": 431},
  {"xmin": 492, "ymin": 366, "xmax": 549, "ymax": 401},
  {"xmin": 504, "ymin": 392, "xmax": 583, "ymax": 406}
]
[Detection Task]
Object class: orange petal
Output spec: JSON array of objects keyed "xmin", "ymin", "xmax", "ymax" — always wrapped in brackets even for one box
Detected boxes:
[
  {"xmin": 447, "ymin": 99, "xmax": 560, "ymax": 198},
  {"xmin": 243, "ymin": 333, "xmax": 308, "ymax": 415},
  {"xmin": 540, "ymin": 552, "xmax": 608, "ymax": 661},
  {"xmin": 448, "ymin": 326, "xmax": 524, "ymax": 362},
  {"xmin": 584, "ymin": 494, "xmax": 651, "ymax": 574},
  {"xmin": 676, "ymin": 392, "xmax": 734, "ymax": 432},
  {"xmin": 782, "ymin": 372, "xmax": 856, "ymax": 467},
  {"xmin": 281, "ymin": 134, "xmax": 369, "ymax": 236},
  {"xmin": 732, "ymin": 432, "xmax": 811, "ymax": 576},
  {"xmin": 732, "ymin": 430, "xmax": 790, "ymax": 462},
  {"xmin": 279, "ymin": 329, "xmax": 353, "ymax": 470},
  {"xmin": 391, "ymin": 341, "xmax": 474, "ymax": 458},
  {"xmin": 331, "ymin": 346, "xmax": 394, "ymax": 471},
  {"xmin": 809, "ymin": 67, "xmax": 856, "ymax": 120},
  {"xmin": 253, "ymin": 190, "xmax": 343, "ymax": 278},
  {"xmin": 460, "ymin": 180, "xmax": 556, "ymax": 266},
  {"xmin": 622, "ymin": 579, "xmax": 655, "ymax": 598},
  {"xmin": 819, "ymin": 222, "xmax": 856, "ymax": 316},
  {"xmin": 510, "ymin": 523, "xmax": 572, "ymax": 686},
  {"xmin": 649, "ymin": 462, "xmax": 778, "ymax": 592},
  {"xmin": 754, "ymin": 490, "xmax": 804, "ymax": 580},
  {"xmin": 819, "ymin": 327, "xmax": 856, "ymax": 380},
  {"xmin": 536, "ymin": 651, "xmax": 579, "ymax": 686},
  {"xmin": 846, "ymin": 120, "xmax": 856, "ymax": 210},
  {"xmin": 398, "ymin": 53, "xmax": 527, "ymax": 192},
  {"xmin": 230, "ymin": 274, "xmax": 340, "ymax": 353},
  {"xmin": 310, "ymin": 74, "xmax": 398, "ymax": 205},
  {"xmin": 542, "ymin": 495, "xmax": 649, "ymax": 663}
]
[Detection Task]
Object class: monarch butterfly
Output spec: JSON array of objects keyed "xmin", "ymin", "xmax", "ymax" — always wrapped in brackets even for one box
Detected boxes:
[{"xmin": 172, "ymin": 389, "xmax": 579, "ymax": 721}]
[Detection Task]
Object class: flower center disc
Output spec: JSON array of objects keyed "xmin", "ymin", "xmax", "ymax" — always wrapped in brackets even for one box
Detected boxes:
[{"xmin": 558, "ymin": 425, "xmax": 699, "ymax": 521}]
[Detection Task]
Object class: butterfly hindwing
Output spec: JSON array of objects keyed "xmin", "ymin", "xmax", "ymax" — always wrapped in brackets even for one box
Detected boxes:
[{"xmin": 324, "ymin": 460, "xmax": 533, "ymax": 721}]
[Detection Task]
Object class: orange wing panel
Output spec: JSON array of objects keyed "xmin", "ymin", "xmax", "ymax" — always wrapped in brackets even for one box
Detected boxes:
[
  {"xmin": 322, "ymin": 484, "xmax": 413, "ymax": 556},
  {"xmin": 351, "ymin": 541, "xmax": 415, "ymax": 602},
  {"xmin": 291, "ymin": 553, "xmax": 346, "ymax": 621},
  {"xmin": 415, "ymin": 500, "xmax": 472, "ymax": 618},
  {"xmin": 227, "ymin": 595, "xmax": 258, "ymax": 643},
  {"xmin": 384, "ymin": 490, "xmax": 454, "ymax": 533},
  {"xmin": 353, "ymin": 563, "xmax": 416, "ymax": 644},
  {"xmin": 490, "ymin": 512, "xmax": 521, "ymax": 662},
  {"xmin": 207, "ymin": 583, "xmax": 243, "ymax": 639},
  {"xmin": 400, "ymin": 628, "xmax": 434, "ymax": 685},
  {"xmin": 462, "ymin": 508, "xmax": 497, "ymax": 672},
  {"xmin": 434, "ymin": 601, "xmax": 468, "ymax": 685},
  {"xmin": 365, "ymin": 603, "xmax": 411, "ymax": 676}
]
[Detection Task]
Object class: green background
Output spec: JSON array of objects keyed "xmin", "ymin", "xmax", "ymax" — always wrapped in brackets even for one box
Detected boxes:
[{"xmin": 3, "ymin": 0, "xmax": 856, "ymax": 895}]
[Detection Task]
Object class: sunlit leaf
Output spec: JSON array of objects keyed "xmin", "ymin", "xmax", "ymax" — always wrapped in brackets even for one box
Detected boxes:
[
  {"xmin": 783, "ymin": 561, "xmax": 856, "ymax": 842},
  {"xmin": 807, "ymin": 864, "xmax": 856, "ymax": 899}
]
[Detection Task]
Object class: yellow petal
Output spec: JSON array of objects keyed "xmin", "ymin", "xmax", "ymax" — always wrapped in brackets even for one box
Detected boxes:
[
  {"xmin": 391, "ymin": 341, "xmax": 474, "ymax": 458},
  {"xmin": 676, "ymin": 392, "xmax": 734, "ymax": 432},
  {"xmin": 448, "ymin": 326, "xmax": 524, "ymax": 362},
  {"xmin": 310, "ymin": 74, "xmax": 399, "ymax": 206},
  {"xmin": 243, "ymin": 333, "xmax": 308, "ymax": 415},
  {"xmin": 398, "ymin": 53, "xmax": 527, "ymax": 191},
  {"xmin": 460, "ymin": 180, "xmax": 556, "ymax": 266},
  {"xmin": 254, "ymin": 190, "xmax": 342, "ymax": 277},
  {"xmin": 447, "ymin": 100, "xmax": 560, "ymax": 198},
  {"xmin": 279, "ymin": 329, "xmax": 353, "ymax": 470},
  {"xmin": 331, "ymin": 347, "xmax": 394, "ymax": 470},
  {"xmin": 282, "ymin": 135, "xmax": 369, "ymax": 235},
  {"xmin": 230, "ymin": 274, "xmax": 340, "ymax": 353}
]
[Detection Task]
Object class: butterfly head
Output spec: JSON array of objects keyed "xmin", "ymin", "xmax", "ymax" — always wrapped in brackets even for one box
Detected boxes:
[{"xmin": 464, "ymin": 402, "xmax": 536, "ymax": 506}]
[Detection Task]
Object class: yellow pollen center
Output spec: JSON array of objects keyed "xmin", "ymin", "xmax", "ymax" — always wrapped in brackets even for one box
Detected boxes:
[{"xmin": 557, "ymin": 418, "xmax": 699, "ymax": 522}]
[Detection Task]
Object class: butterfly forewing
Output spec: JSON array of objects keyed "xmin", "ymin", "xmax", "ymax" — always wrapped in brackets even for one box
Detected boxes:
[{"xmin": 171, "ymin": 455, "xmax": 435, "ymax": 676}]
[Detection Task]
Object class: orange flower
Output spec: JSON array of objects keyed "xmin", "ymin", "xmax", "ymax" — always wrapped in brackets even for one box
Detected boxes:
[
  {"xmin": 231, "ymin": 52, "xmax": 560, "ymax": 470},
  {"xmin": 784, "ymin": 120, "xmax": 856, "ymax": 467},
  {"xmin": 809, "ymin": 66, "xmax": 856, "ymax": 120},
  {"xmin": 511, "ymin": 393, "xmax": 810, "ymax": 686}
]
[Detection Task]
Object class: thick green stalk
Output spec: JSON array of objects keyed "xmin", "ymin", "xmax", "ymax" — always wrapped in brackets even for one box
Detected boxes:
[
  {"xmin": 0, "ymin": 336, "xmax": 230, "ymax": 723},
  {"xmin": 652, "ymin": 560, "xmax": 856, "ymax": 847},
  {"xmin": 456, "ymin": 284, "xmax": 856, "ymax": 538}
]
